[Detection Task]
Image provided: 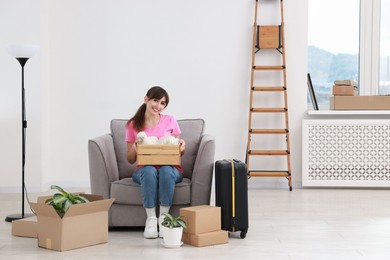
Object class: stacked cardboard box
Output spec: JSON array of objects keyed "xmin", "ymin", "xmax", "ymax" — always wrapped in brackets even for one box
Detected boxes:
[
  {"xmin": 330, "ymin": 95, "xmax": 390, "ymax": 110},
  {"xmin": 332, "ymin": 79, "xmax": 358, "ymax": 96},
  {"xmin": 12, "ymin": 216, "xmax": 38, "ymax": 238},
  {"xmin": 180, "ymin": 205, "xmax": 228, "ymax": 247},
  {"xmin": 330, "ymin": 79, "xmax": 390, "ymax": 110}
]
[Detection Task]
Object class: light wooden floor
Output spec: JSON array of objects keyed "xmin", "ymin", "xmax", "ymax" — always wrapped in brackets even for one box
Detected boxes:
[{"xmin": 1, "ymin": 188, "xmax": 390, "ymax": 259}]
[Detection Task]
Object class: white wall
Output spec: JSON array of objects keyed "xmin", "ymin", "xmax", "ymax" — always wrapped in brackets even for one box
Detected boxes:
[
  {"xmin": 0, "ymin": 0, "xmax": 47, "ymax": 192},
  {"xmin": 0, "ymin": 0, "xmax": 308, "ymax": 192}
]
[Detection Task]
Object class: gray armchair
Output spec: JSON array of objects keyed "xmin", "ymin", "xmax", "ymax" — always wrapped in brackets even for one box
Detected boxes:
[{"xmin": 88, "ymin": 119, "xmax": 215, "ymax": 227}]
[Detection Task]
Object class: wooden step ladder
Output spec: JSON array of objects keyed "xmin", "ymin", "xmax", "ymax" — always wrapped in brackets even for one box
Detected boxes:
[{"xmin": 245, "ymin": 0, "xmax": 292, "ymax": 191}]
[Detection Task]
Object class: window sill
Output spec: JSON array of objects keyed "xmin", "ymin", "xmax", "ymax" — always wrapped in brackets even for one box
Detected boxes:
[{"xmin": 307, "ymin": 110, "xmax": 390, "ymax": 115}]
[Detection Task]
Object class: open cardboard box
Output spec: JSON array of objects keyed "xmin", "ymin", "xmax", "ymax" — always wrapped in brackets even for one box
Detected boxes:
[
  {"xmin": 137, "ymin": 144, "xmax": 181, "ymax": 165},
  {"xmin": 29, "ymin": 194, "xmax": 114, "ymax": 251}
]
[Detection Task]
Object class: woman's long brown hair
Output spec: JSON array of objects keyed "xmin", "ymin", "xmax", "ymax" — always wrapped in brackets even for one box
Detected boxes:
[{"xmin": 127, "ymin": 86, "xmax": 170, "ymax": 131}]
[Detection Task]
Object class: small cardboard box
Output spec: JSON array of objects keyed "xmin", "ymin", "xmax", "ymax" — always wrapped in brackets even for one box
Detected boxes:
[
  {"xmin": 137, "ymin": 144, "xmax": 181, "ymax": 165},
  {"xmin": 332, "ymin": 85, "xmax": 357, "ymax": 96},
  {"xmin": 30, "ymin": 194, "xmax": 114, "ymax": 251},
  {"xmin": 330, "ymin": 96, "xmax": 390, "ymax": 110},
  {"xmin": 182, "ymin": 230, "xmax": 228, "ymax": 247},
  {"xmin": 180, "ymin": 205, "xmax": 221, "ymax": 235},
  {"xmin": 12, "ymin": 216, "xmax": 38, "ymax": 238}
]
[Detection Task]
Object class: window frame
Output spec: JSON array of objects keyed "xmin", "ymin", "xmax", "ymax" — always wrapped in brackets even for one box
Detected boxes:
[{"xmin": 359, "ymin": 0, "xmax": 381, "ymax": 95}]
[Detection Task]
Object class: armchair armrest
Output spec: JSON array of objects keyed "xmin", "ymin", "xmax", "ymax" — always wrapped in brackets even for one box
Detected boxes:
[
  {"xmin": 88, "ymin": 134, "xmax": 119, "ymax": 199},
  {"xmin": 190, "ymin": 134, "xmax": 215, "ymax": 206}
]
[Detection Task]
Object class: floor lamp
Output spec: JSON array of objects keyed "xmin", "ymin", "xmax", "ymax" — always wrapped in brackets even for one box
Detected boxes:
[{"xmin": 5, "ymin": 44, "xmax": 39, "ymax": 222}]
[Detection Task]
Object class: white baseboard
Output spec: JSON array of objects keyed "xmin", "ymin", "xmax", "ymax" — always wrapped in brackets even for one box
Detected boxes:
[
  {"xmin": 0, "ymin": 181, "xmax": 91, "ymax": 194},
  {"xmin": 248, "ymin": 178, "xmax": 302, "ymax": 189}
]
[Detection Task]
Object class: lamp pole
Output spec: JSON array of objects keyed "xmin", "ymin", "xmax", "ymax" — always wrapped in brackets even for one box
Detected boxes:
[{"xmin": 5, "ymin": 45, "xmax": 39, "ymax": 222}]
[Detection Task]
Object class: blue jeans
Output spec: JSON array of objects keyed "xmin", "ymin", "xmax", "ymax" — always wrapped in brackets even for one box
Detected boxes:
[{"xmin": 132, "ymin": 166, "xmax": 183, "ymax": 208}]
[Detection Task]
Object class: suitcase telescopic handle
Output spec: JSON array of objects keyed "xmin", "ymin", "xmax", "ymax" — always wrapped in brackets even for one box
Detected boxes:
[{"xmin": 228, "ymin": 159, "xmax": 236, "ymax": 232}]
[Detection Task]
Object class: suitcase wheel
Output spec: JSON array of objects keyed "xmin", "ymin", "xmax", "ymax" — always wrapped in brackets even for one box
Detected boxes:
[{"xmin": 240, "ymin": 231, "xmax": 247, "ymax": 239}]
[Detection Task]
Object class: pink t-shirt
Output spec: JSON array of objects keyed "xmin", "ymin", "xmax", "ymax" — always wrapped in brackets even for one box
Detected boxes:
[
  {"xmin": 126, "ymin": 114, "xmax": 181, "ymax": 142},
  {"xmin": 126, "ymin": 114, "xmax": 183, "ymax": 172}
]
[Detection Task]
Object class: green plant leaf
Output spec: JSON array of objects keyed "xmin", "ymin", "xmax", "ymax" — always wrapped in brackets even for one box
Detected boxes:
[
  {"xmin": 72, "ymin": 195, "xmax": 89, "ymax": 204},
  {"xmin": 46, "ymin": 185, "xmax": 90, "ymax": 217},
  {"xmin": 50, "ymin": 185, "xmax": 67, "ymax": 196},
  {"xmin": 75, "ymin": 195, "xmax": 90, "ymax": 203},
  {"xmin": 161, "ymin": 213, "xmax": 186, "ymax": 229},
  {"xmin": 52, "ymin": 195, "xmax": 67, "ymax": 205},
  {"xmin": 52, "ymin": 193, "xmax": 63, "ymax": 200},
  {"xmin": 176, "ymin": 219, "xmax": 187, "ymax": 229},
  {"xmin": 62, "ymin": 200, "xmax": 72, "ymax": 213}
]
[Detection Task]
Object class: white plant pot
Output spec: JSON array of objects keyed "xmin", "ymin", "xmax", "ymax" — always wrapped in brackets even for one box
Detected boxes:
[{"xmin": 163, "ymin": 226, "xmax": 183, "ymax": 248}]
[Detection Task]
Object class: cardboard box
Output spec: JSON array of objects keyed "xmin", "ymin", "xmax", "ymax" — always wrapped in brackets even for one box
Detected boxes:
[
  {"xmin": 137, "ymin": 144, "xmax": 181, "ymax": 165},
  {"xmin": 180, "ymin": 205, "xmax": 221, "ymax": 235},
  {"xmin": 12, "ymin": 216, "xmax": 38, "ymax": 238},
  {"xmin": 332, "ymin": 85, "xmax": 357, "ymax": 96},
  {"xmin": 30, "ymin": 194, "xmax": 114, "ymax": 251},
  {"xmin": 330, "ymin": 96, "xmax": 390, "ymax": 110},
  {"xmin": 334, "ymin": 79, "xmax": 357, "ymax": 86},
  {"xmin": 182, "ymin": 230, "xmax": 228, "ymax": 247}
]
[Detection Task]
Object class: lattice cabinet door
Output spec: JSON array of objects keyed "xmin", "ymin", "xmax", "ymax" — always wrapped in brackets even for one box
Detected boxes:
[{"xmin": 302, "ymin": 120, "xmax": 390, "ymax": 187}]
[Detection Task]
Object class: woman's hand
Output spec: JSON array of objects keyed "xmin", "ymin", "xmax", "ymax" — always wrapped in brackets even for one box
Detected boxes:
[
  {"xmin": 179, "ymin": 139, "xmax": 186, "ymax": 155},
  {"xmin": 127, "ymin": 142, "xmax": 137, "ymax": 164}
]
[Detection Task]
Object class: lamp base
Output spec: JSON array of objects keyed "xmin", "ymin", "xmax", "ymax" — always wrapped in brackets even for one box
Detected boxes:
[{"xmin": 5, "ymin": 213, "xmax": 35, "ymax": 222}]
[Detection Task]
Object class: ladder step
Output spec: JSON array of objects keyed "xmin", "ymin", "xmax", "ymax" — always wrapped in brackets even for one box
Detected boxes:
[
  {"xmin": 253, "ymin": 65, "xmax": 285, "ymax": 70},
  {"xmin": 251, "ymin": 108, "xmax": 287, "ymax": 113},
  {"xmin": 252, "ymin": 86, "xmax": 286, "ymax": 91},
  {"xmin": 249, "ymin": 150, "xmax": 289, "ymax": 156},
  {"xmin": 249, "ymin": 171, "xmax": 290, "ymax": 177},
  {"xmin": 250, "ymin": 129, "xmax": 288, "ymax": 134}
]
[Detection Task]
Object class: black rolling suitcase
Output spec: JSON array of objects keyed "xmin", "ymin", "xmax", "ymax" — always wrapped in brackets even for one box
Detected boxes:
[{"xmin": 215, "ymin": 159, "xmax": 248, "ymax": 238}]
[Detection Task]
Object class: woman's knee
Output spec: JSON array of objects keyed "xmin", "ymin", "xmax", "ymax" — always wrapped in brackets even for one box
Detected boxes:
[
  {"xmin": 159, "ymin": 166, "xmax": 182, "ymax": 183},
  {"xmin": 138, "ymin": 166, "xmax": 158, "ymax": 183}
]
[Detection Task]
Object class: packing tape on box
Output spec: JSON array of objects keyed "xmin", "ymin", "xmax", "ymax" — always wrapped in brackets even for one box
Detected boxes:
[{"xmin": 46, "ymin": 238, "xmax": 52, "ymax": 249}]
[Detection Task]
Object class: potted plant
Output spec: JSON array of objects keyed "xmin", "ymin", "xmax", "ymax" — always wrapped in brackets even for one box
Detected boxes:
[
  {"xmin": 161, "ymin": 212, "xmax": 187, "ymax": 248},
  {"xmin": 45, "ymin": 185, "xmax": 90, "ymax": 217}
]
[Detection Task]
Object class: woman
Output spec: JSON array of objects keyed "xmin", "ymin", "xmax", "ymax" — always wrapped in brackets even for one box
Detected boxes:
[{"xmin": 126, "ymin": 86, "xmax": 185, "ymax": 239}]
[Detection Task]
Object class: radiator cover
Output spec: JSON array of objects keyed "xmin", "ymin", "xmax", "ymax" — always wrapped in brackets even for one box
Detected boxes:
[{"xmin": 302, "ymin": 120, "xmax": 390, "ymax": 187}]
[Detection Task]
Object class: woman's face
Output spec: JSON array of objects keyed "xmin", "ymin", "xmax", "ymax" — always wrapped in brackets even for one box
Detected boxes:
[{"xmin": 144, "ymin": 96, "xmax": 167, "ymax": 116}]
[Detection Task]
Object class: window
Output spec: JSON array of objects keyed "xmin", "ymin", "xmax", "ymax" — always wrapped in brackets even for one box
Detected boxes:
[
  {"xmin": 308, "ymin": 0, "xmax": 389, "ymax": 107},
  {"xmin": 308, "ymin": 0, "xmax": 359, "ymax": 105}
]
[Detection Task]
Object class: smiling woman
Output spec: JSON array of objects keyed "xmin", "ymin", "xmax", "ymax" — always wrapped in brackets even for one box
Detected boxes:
[{"xmin": 125, "ymin": 86, "xmax": 186, "ymax": 239}]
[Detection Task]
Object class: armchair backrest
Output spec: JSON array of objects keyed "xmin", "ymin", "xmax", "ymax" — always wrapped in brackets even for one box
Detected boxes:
[{"xmin": 110, "ymin": 118, "xmax": 205, "ymax": 179}]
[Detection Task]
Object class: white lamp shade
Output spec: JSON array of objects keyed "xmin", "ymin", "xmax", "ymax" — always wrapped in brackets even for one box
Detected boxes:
[{"xmin": 8, "ymin": 44, "xmax": 39, "ymax": 58}]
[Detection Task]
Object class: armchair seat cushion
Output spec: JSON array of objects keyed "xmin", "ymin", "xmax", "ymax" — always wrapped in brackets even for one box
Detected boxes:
[{"xmin": 111, "ymin": 177, "xmax": 191, "ymax": 205}]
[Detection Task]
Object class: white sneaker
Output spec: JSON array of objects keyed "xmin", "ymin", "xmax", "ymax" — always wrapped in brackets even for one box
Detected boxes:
[
  {"xmin": 158, "ymin": 215, "xmax": 166, "ymax": 238},
  {"xmin": 144, "ymin": 216, "xmax": 158, "ymax": 239}
]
